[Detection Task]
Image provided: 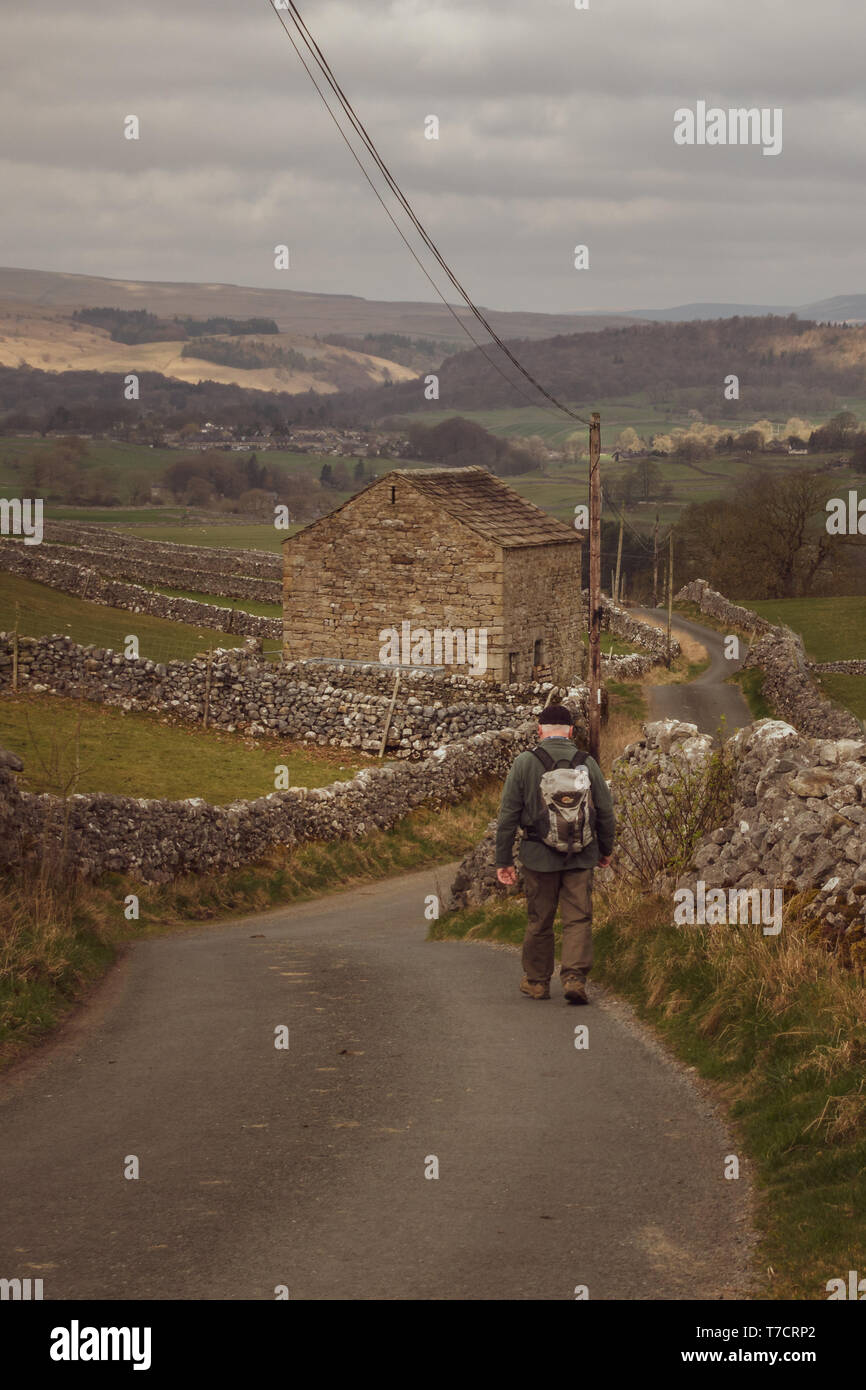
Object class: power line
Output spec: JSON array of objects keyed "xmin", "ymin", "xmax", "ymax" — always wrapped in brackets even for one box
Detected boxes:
[
  {"xmin": 265, "ymin": 5, "xmax": 556, "ymax": 418},
  {"xmin": 266, "ymin": 3, "xmax": 548, "ymax": 413},
  {"xmin": 599, "ymin": 484, "xmax": 656, "ymax": 553},
  {"xmin": 266, "ymin": 1, "xmax": 591, "ymax": 427}
]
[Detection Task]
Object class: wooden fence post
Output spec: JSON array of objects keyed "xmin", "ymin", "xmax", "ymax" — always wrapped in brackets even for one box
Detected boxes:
[
  {"xmin": 203, "ymin": 646, "xmax": 214, "ymax": 729},
  {"xmin": 378, "ymin": 672, "xmax": 401, "ymax": 758},
  {"xmin": 12, "ymin": 602, "xmax": 19, "ymax": 693}
]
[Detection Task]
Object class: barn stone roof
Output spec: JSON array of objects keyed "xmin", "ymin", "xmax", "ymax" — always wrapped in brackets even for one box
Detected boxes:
[{"xmin": 392, "ymin": 466, "xmax": 581, "ymax": 550}]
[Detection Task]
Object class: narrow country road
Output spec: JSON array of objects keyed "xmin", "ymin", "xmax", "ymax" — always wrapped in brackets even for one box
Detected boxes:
[
  {"xmin": 633, "ymin": 607, "xmax": 752, "ymax": 735},
  {"xmin": 0, "ymin": 866, "xmax": 751, "ymax": 1301}
]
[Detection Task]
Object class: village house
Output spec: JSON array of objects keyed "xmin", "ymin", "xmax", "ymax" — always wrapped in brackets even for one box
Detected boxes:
[{"xmin": 282, "ymin": 465, "xmax": 583, "ymax": 683}]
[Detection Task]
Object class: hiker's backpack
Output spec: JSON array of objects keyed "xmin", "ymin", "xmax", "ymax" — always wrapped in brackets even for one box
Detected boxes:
[{"xmin": 527, "ymin": 747, "xmax": 595, "ymax": 855}]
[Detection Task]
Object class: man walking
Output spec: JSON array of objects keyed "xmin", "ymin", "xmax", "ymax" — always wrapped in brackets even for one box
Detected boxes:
[{"xmin": 495, "ymin": 705, "xmax": 615, "ymax": 1005}]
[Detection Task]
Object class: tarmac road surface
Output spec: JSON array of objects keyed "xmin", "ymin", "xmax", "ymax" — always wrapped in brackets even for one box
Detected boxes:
[
  {"xmin": 0, "ymin": 865, "xmax": 751, "ymax": 1301},
  {"xmin": 633, "ymin": 607, "xmax": 752, "ymax": 736}
]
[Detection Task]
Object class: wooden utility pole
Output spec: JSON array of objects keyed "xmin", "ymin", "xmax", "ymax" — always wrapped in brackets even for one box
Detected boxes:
[
  {"xmin": 652, "ymin": 512, "xmax": 659, "ymax": 607},
  {"xmin": 666, "ymin": 532, "xmax": 674, "ymax": 667},
  {"xmin": 587, "ymin": 413, "xmax": 602, "ymax": 762},
  {"xmin": 613, "ymin": 516, "xmax": 624, "ymax": 605}
]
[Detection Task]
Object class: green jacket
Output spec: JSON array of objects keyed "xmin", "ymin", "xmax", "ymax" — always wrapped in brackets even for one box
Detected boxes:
[{"xmin": 495, "ymin": 737, "xmax": 616, "ymax": 872}]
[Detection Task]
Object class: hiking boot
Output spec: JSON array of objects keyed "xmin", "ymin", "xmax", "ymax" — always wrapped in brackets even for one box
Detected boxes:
[
  {"xmin": 562, "ymin": 974, "xmax": 588, "ymax": 1005},
  {"xmin": 519, "ymin": 976, "xmax": 550, "ymax": 1001}
]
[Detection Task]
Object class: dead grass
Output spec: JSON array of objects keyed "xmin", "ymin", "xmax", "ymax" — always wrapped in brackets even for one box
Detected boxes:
[
  {"xmin": 642, "ymin": 627, "xmax": 710, "ymax": 684},
  {"xmin": 600, "ymin": 706, "xmax": 645, "ymax": 772}
]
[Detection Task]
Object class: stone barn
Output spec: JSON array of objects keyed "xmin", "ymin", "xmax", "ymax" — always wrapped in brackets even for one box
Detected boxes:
[{"xmin": 282, "ymin": 466, "xmax": 583, "ymax": 683}]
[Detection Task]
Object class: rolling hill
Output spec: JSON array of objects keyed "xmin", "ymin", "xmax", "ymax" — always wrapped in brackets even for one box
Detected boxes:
[
  {"xmin": 331, "ymin": 315, "xmax": 866, "ymax": 422},
  {"xmin": 0, "ymin": 266, "xmax": 637, "ymax": 347},
  {"xmin": 621, "ymin": 294, "xmax": 866, "ymax": 323},
  {"xmin": 0, "ymin": 301, "xmax": 418, "ymax": 395}
]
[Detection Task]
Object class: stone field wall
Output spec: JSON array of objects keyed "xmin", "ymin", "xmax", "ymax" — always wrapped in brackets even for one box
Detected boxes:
[
  {"xmin": 674, "ymin": 579, "xmax": 773, "ymax": 634},
  {"xmin": 0, "ymin": 724, "xmax": 536, "ymax": 884},
  {"xmin": 42, "ymin": 521, "xmax": 281, "ymax": 578},
  {"xmin": 0, "ymin": 541, "xmax": 280, "ymax": 639},
  {"xmin": 675, "ymin": 578, "xmax": 863, "ymax": 739},
  {"xmin": 31, "ymin": 540, "xmax": 281, "ymax": 605},
  {"xmin": 448, "ymin": 716, "xmax": 866, "ymax": 965},
  {"xmin": 0, "ymin": 633, "xmax": 589, "ymax": 755}
]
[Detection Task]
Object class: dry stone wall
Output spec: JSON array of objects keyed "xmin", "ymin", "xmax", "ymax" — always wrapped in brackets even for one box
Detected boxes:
[
  {"xmin": 671, "ymin": 718, "xmax": 866, "ymax": 962},
  {"xmin": 0, "ymin": 541, "xmax": 279, "ymax": 639},
  {"xmin": 42, "ymin": 522, "xmax": 280, "ymax": 579},
  {"xmin": 602, "ymin": 651, "xmax": 658, "ymax": 680},
  {"xmin": 582, "ymin": 594, "xmax": 681, "ymax": 664},
  {"xmin": 20, "ymin": 540, "xmax": 281, "ymax": 604},
  {"xmin": 674, "ymin": 579, "xmax": 772, "ymax": 634},
  {"xmin": 743, "ymin": 629, "xmax": 862, "ymax": 739},
  {"xmin": 0, "ymin": 725, "xmax": 536, "ymax": 884},
  {"xmin": 0, "ymin": 634, "xmax": 589, "ymax": 755},
  {"xmin": 675, "ymin": 578, "xmax": 862, "ymax": 738},
  {"xmin": 0, "ymin": 748, "xmax": 24, "ymax": 874},
  {"xmin": 809, "ymin": 660, "xmax": 866, "ymax": 675}
]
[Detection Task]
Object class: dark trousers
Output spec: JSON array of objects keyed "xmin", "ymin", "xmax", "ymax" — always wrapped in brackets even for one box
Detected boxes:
[{"xmin": 522, "ymin": 865, "xmax": 594, "ymax": 982}]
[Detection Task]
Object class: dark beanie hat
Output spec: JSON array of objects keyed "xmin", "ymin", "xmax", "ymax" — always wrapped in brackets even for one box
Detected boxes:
[{"xmin": 539, "ymin": 704, "xmax": 573, "ymax": 725}]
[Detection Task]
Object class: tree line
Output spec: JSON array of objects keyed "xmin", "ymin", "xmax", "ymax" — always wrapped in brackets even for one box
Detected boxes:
[{"xmin": 71, "ymin": 308, "xmax": 280, "ymax": 345}]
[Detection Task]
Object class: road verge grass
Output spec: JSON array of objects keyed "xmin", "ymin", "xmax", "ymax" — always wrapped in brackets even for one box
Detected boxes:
[{"xmin": 729, "ymin": 667, "xmax": 772, "ymax": 720}]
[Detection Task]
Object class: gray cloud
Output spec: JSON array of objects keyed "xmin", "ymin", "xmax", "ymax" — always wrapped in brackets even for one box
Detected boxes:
[{"xmin": 1, "ymin": 0, "xmax": 864, "ymax": 312}]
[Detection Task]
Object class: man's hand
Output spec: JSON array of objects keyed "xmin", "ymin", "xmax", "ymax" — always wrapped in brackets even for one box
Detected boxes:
[
  {"xmin": 497, "ymin": 866, "xmax": 518, "ymax": 886},
  {"xmin": 597, "ymin": 855, "xmax": 612, "ymax": 868}
]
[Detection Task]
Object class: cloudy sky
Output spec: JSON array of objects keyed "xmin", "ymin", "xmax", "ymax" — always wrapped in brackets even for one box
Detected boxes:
[{"xmin": 1, "ymin": 0, "xmax": 864, "ymax": 314}]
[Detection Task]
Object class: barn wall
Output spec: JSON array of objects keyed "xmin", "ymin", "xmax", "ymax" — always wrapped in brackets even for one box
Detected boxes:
[
  {"xmin": 502, "ymin": 541, "xmax": 583, "ymax": 684},
  {"xmin": 283, "ymin": 475, "xmax": 506, "ymax": 678}
]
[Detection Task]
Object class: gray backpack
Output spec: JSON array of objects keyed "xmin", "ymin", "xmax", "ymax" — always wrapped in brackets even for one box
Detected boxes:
[{"xmin": 527, "ymin": 747, "xmax": 595, "ymax": 855}]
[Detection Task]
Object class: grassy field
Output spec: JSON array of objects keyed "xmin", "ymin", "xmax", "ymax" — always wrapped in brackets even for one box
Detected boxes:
[
  {"xmin": 0, "ymin": 435, "xmax": 398, "ymax": 510},
  {"xmin": 744, "ymin": 596, "xmax": 866, "ymax": 720},
  {"xmin": 396, "ymin": 395, "xmax": 863, "ymax": 448},
  {"xmin": 0, "ymin": 571, "xmax": 270, "ymax": 662},
  {"xmin": 149, "ymin": 585, "xmax": 281, "ymax": 618},
  {"xmin": 746, "ymin": 597, "xmax": 866, "ymax": 660},
  {"xmin": 127, "ymin": 522, "xmax": 297, "ymax": 550},
  {"xmin": 817, "ymin": 673, "xmax": 866, "ymax": 720},
  {"xmin": 0, "ymin": 435, "xmax": 178, "ymax": 480},
  {"xmin": 0, "ymin": 693, "xmax": 369, "ymax": 801},
  {"xmin": 48, "ymin": 506, "xmax": 190, "ymax": 525}
]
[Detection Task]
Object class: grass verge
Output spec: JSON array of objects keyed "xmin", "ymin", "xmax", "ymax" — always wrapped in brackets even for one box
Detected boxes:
[
  {"xmin": 431, "ymin": 881, "xmax": 866, "ymax": 1299},
  {"xmin": 729, "ymin": 667, "xmax": 772, "ymax": 720}
]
